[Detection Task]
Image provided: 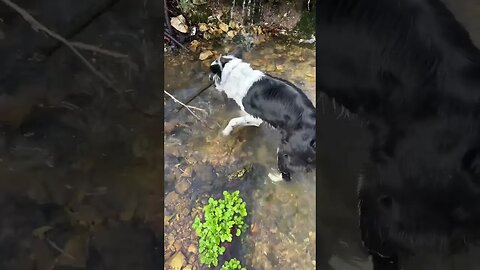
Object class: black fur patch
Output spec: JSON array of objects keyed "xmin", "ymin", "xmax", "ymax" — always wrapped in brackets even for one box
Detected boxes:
[
  {"xmin": 242, "ymin": 75, "xmax": 316, "ymax": 180},
  {"xmin": 317, "ymin": 0, "xmax": 480, "ymax": 268}
]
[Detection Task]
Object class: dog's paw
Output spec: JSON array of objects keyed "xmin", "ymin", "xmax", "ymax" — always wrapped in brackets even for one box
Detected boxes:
[{"xmin": 222, "ymin": 127, "xmax": 233, "ymax": 136}]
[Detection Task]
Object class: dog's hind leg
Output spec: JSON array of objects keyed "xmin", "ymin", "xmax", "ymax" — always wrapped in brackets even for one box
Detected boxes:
[{"xmin": 222, "ymin": 114, "xmax": 263, "ymax": 136}]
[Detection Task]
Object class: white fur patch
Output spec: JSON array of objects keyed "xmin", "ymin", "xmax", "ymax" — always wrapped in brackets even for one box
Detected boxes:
[
  {"xmin": 214, "ymin": 57, "xmax": 265, "ymax": 111},
  {"xmin": 268, "ymin": 172, "xmax": 284, "ymax": 182}
]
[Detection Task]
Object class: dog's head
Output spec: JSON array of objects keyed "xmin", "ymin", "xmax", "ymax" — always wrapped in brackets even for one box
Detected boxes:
[
  {"xmin": 359, "ymin": 118, "xmax": 480, "ymax": 257},
  {"xmin": 278, "ymin": 129, "xmax": 316, "ymax": 178},
  {"xmin": 209, "ymin": 47, "xmax": 244, "ymax": 85}
]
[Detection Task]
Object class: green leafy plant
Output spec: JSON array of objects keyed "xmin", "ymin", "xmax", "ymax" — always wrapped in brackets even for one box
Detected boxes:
[
  {"xmin": 177, "ymin": 0, "xmax": 195, "ymax": 15},
  {"xmin": 192, "ymin": 190, "xmax": 248, "ymax": 267},
  {"xmin": 221, "ymin": 258, "xmax": 247, "ymax": 270}
]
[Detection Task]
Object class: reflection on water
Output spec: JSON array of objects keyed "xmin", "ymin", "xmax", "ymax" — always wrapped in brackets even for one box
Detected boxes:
[{"xmin": 164, "ymin": 40, "xmax": 315, "ymax": 269}]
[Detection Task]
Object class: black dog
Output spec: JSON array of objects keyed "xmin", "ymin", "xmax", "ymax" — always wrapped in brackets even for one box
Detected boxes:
[
  {"xmin": 209, "ymin": 48, "xmax": 316, "ymax": 181},
  {"xmin": 318, "ymin": 0, "xmax": 480, "ymax": 268}
]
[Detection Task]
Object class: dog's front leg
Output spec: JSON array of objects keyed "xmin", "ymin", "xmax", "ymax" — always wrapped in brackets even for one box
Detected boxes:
[
  {"xmin": 277, "ymin": 149, "xmax": 292, "ymax": 181},
  {"xmin": 222, "ymin": 115, "xmax": 263, "ymax": 136},
  {"xmin": 359, "ymin": 198, "xmax": 401, "ymax": 270}
]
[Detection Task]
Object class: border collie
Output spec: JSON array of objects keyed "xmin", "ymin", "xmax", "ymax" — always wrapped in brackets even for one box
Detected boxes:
[
  {"xmin": 208, "ymin": 47, "xmax": 316, "ymax": 181},
  {"xmin": 318, "ymin": 0, "xmax": 480, "ymax": 269}
]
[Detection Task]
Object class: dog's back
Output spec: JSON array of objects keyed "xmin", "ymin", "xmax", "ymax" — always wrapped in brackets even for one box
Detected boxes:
[
  {"xmin": 317, "ymin": 0, "xmax": 480, "ymax": 120},
  {"xmin": 242, "ymin": 75, "xmax": 316, "ymax": 131}
]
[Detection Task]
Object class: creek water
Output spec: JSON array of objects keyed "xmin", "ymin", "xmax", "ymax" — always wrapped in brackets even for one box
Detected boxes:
[{"xmin": 164, "ymin": 40, "xmax": 316, "ymax": 269}]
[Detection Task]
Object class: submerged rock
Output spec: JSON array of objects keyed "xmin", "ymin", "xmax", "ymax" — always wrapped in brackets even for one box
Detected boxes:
[
  {"xmin": 167, "ymin": 251, "xmax": 186, "ymax": 270},
  {"xmin": 193, "ymin": 164, "xmax": 216, "ymax": 184},
  {"xmin": 175, "ymin": 178, "xmax": 191, "ymax": 195}
]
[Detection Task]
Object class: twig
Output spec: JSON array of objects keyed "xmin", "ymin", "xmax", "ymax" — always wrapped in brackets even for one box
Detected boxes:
[
  {"xmin": 164, "ymin": 32, "xmax": 193, "ymax": 55},
  {"xmin": 164, "ymin": 0, "xmax": 172, "ymax": 34},
  {"xmin": 175, "ymin": 82, "xmax": 213, "ymax": 112},
  {"xmin": 46, "ymin": 238, "xmax": 76, "ymax": 260},
  {"xmin": 164, "ymin": 90, "xmax": 205, "ymax": 121},
  {"xmin": 70, "ymin": 41, "xmax": 129, "ymax": 59},
  {"xmin": 1, "ymin": 0, "xmax": 116, "ymax": 92}
]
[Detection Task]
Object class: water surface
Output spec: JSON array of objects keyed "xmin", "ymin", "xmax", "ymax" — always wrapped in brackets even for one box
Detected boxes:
[{"xmin": 164, "ymin": 40, "xmax": 316, "ymax": 269}]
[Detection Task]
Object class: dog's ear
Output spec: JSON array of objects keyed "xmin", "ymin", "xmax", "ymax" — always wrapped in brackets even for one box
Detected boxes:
[
  {"xmin": 462, "ymin": 148, "xmax": 480, "ymax": 179},
  {"xmin": 231, "ymin": 46, "xmax": 244, "ymax": 59}
]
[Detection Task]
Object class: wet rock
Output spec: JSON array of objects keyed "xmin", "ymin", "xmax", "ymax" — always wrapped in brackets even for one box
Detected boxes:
[
  {"xmin": 166, "ymin": 235, "xmax": 175, "ymax": 252},
  {"xmin": 227, "ymin": 30, "xmax": 237, "ymax": 38},
  {"xmin": 199, "ymin": 50, "xmax": 213, "ymax": 61},
  {"xmin": 198, "ymin": 23, "xmax": 208, "ymax": 32},
  {"xmin": 175, "ymin": 178, "xmax": 191, "ymax": 195},
  {"xmin": 87, "ymin": 224, "xmax": 159, "ymax": 270},
  {"xmin": 219, "ymin": 22, "xmax": 229, "ymax": 32},
  {"xmin": 174, "ymin": 239, "xmax": 182, "ymax": 252},
  {"xmin": 187, "ymin": 244, "xmax": 197, "ymax": 254},
  {"xmin": 167, "ymin": 251, "xmax": 186, "ymax": 270},
  {"xmin": 164, "ymin": 191, "xmax": 190, "ymax": 218},
  {"xmin": 193, "ymin": 164, "xmax": 216, "ymax": 184},
  {"xmin": 165, "ymin": 191, "xmax": 180, "ymax": 209}
]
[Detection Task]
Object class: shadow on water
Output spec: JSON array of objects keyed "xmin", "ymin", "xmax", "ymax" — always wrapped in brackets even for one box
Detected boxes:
[{"xmin": 164, "ymin": 39, "xmax": 316, "ymax": 269}]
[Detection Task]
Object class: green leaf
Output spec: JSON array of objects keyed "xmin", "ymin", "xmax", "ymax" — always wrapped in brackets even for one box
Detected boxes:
[{"xmin": 193, "ymin": 190, "xmax": 248, "ymax": 267}]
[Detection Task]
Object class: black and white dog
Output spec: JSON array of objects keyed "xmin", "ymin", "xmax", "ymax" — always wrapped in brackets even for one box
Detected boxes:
[{"xmin": 208, "ymin": 47, "xmax": 316, "ymax": 181}]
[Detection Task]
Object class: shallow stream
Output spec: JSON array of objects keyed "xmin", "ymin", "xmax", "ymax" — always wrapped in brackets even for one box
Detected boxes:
[{"xmin": 164, "ymin": 40, "xmax": 316, "ymax": 270}]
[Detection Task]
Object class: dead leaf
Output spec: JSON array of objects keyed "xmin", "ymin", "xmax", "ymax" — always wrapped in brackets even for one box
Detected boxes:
[
  {"xmin": 227, "ymin": 30, "xmax": 236, "ymax": 38},
  {"xmin": 199, "ymin": 50, "xmax": 213, "ymax": 61},
  {"xmin": 219, "ymin": 22, "xmax": 229, "ymax": 32},
  {"xmin": 171, "ymin": 15, "xmax": 188, "ymax": 33},
  {"xmin": 198, "ymin": 23, "xmax": 208, "ymax": 32}
]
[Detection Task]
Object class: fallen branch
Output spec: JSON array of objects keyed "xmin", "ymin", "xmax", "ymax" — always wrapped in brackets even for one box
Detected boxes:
[
  {"xmin": 1, "ymin": 0, "xmax": 116, "ymax": 92},
  {"xmin": 164, "ymin": 0, "xmax": 173, "ymax": 34},
  {"xmin": 164, "ymin": 90, "xmax": 206, "ymax": 121},
  {"xmin": 46, "ymin": 238, "xmax": 76, "ymax": 260},
  {"xmin": 70, "ymin": 41, "xmax": 129, "ymax": 59},
  {"xmin": 164, "ymin": 32, "xmax": 193, "ymax": 55},
  {"xmin": 175, "ymin": 82, "xmax": 213, "ymax": 112}
]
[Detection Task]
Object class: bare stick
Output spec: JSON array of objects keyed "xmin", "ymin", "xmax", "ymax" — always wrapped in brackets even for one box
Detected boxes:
[
  {"xmin": 175, "ymin": 82, "xmax": 213, "ymax": 112},
  {"xmin": 164, "ymin": 0, "xmax": 173, "ymax": 34},
  {"xmin": 46, "ymin": 238, "xmax": 76, "ymax": 260},
  {"xmin": 1, "ymin": 0, "xmax": 116, "ymax": 91},
  {"xmin": 164, "ymin": 32, "xmax": 193, "ymax": 54},
  {"xmin": 164, "ymin": 90, "xmax": 205, "ymax": 121},
  {"xmin": 70, "ymin": 41, "xmax": 129, "ymax": 58}
]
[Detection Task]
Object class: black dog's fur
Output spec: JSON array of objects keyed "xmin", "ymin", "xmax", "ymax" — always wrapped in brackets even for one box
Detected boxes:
[
  {"xmin": 243, "ymin": 76, "xmax": 317, "ymax": 180},
  {"xmin": 317, "ymin": 0, "xmax": 480, "ymax": 268}
]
